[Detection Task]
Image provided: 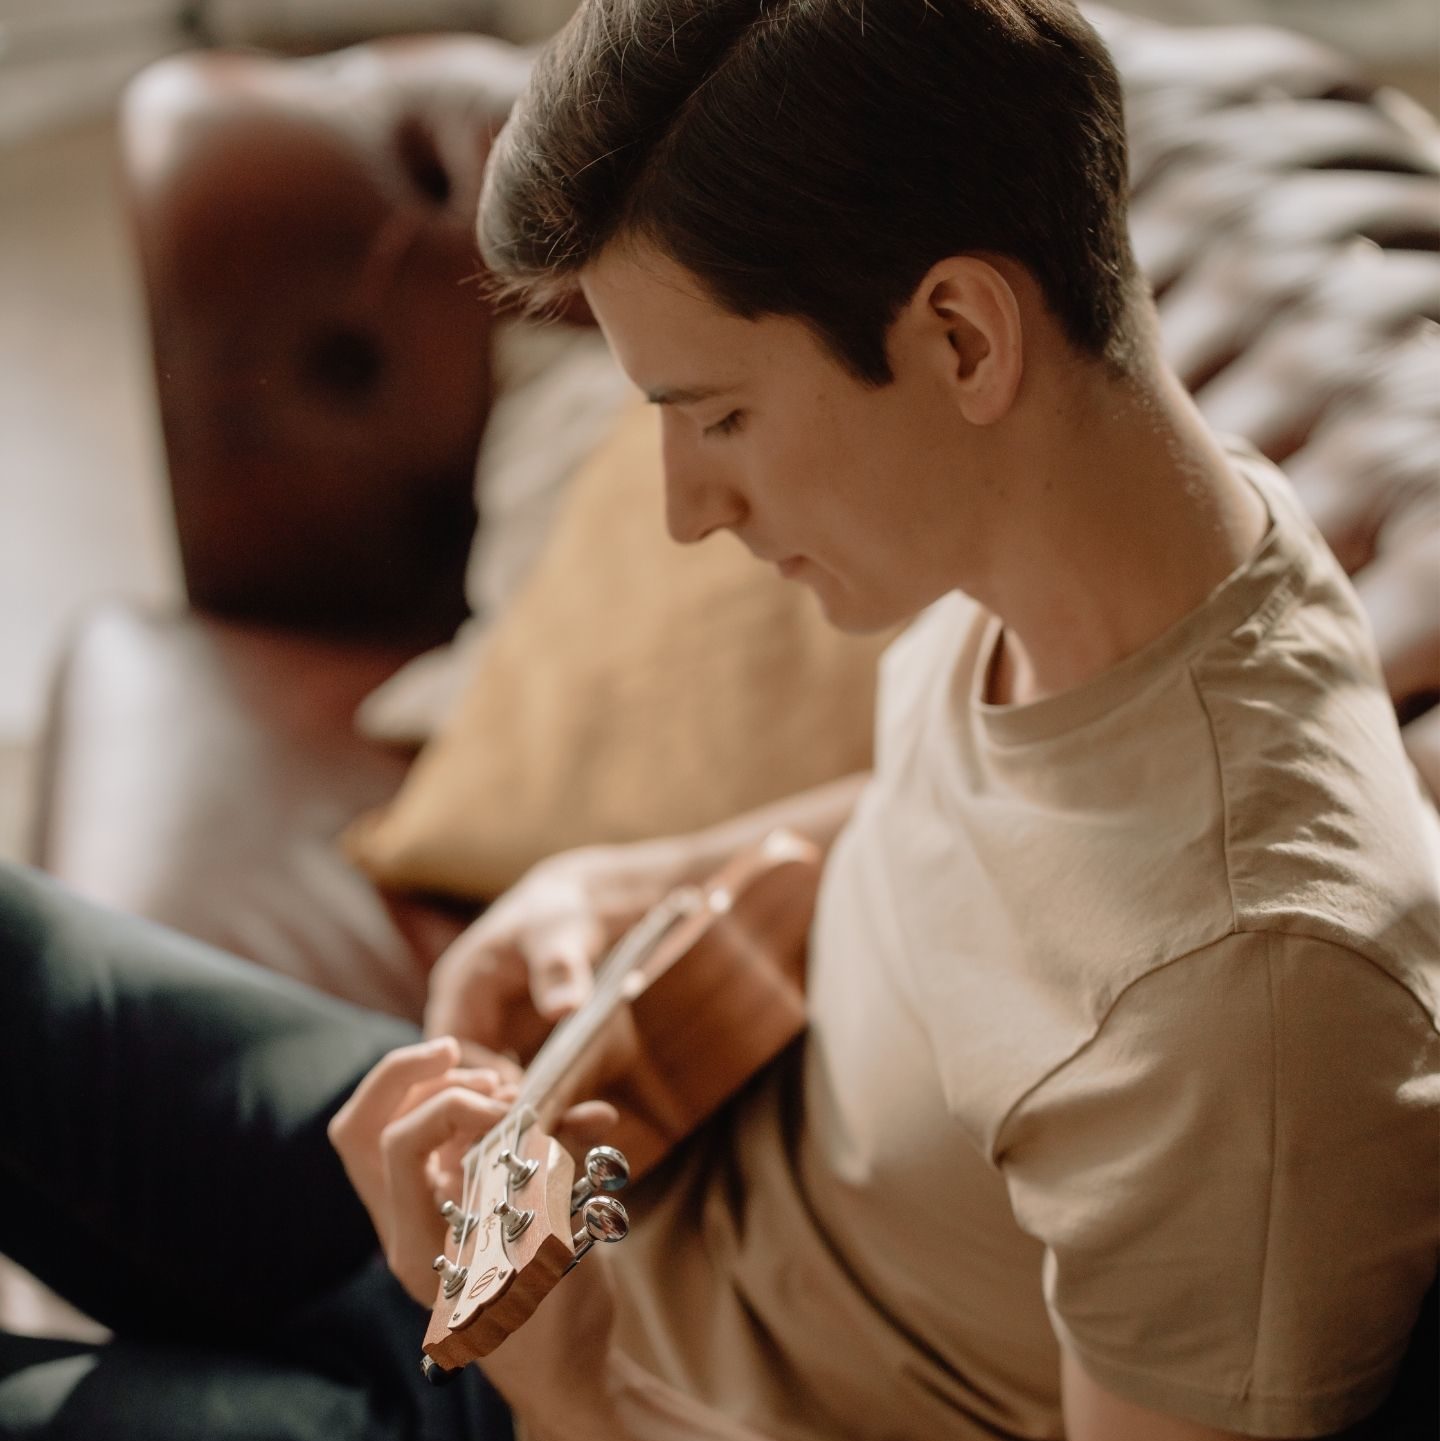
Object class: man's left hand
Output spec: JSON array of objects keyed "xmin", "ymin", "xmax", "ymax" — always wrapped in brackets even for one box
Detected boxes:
[{"xmin": 328, "ymin": 1037, "xmax": 619, "ymax": 1308}]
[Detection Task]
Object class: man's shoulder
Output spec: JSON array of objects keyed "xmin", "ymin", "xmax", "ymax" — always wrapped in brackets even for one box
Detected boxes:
[
  {"xmin": 1184, "ymin": 526, "xmax": 1440, "ymax": 1007},
  {"xmin": 998, "ymin": 926, "xmax": 1440, "ymax": 1183},
  {"xmin": 998, "ymin": 923, "xmax": 1438, "ymax": 1441},
  {"xmin": 1112, "ymin": 444, "xmax": 1440, "ymax": 1004}
]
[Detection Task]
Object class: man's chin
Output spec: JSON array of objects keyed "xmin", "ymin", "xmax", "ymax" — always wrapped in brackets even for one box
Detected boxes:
[{"xmin": 807, "ymin": 582, "xmax": 915, "ymax": 638}]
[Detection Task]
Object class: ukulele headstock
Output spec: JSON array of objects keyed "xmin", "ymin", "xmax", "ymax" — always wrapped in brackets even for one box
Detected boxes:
[{"xmin": 421, "ymin": 1107, "xmax": 629, "ymax": 1379}]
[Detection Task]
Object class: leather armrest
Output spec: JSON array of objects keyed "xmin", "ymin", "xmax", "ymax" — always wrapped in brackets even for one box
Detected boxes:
[
  {"xmin": 33, "ymin": 604, "xmax": 472, "ymax": 1016},
  {"xmin": 119, "ymin": 36, "xmax": 532, "ymax": 644}
]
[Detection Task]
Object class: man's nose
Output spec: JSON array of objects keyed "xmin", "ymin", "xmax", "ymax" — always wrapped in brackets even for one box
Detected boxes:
[{"xmin": 661, "ymin": 424, "xmax": 747, "ymax": 545}]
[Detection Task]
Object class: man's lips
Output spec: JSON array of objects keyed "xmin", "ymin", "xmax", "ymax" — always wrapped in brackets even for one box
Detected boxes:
[{"xmin": 736, "ymin": 534, "xmax": 806, "ymax": 577}]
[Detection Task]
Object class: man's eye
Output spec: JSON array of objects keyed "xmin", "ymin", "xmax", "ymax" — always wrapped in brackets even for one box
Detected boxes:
[{"xmin": 704, "ymin": 410, "xmax": 745, "ymax": 438}]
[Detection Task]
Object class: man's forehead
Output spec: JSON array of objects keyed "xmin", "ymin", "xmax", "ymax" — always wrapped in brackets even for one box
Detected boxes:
[
  {"xmin": 580, "ymin": 238, "xmax": 714, "ymax": 312},
  {"xmin": 581, "ymin": 243, "xmax": 750, "ymax": 399}
]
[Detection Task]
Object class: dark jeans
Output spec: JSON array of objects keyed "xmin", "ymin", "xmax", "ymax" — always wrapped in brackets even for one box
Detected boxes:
[{"xmin": 0, "ymin": 864, "xmax": 513, "ymax": 1441}]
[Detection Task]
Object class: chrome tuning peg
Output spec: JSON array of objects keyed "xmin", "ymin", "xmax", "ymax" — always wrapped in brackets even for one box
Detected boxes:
[
  {"xmin": 571, "ymin": 1195, "xmax": 629, "ymax": 1261},
  {"xmin": 431, "ymin": 1255, "xmax": 468, "ymax": 1299},
  {"xmin": 570, "ymin": 1144, "xmax": 630, "ymax": 1213},
  {"xmin": 491, "ymin": 1197, "xmax": 534, "ymax": 1242},
  {"xmin": 439, "ymin": 1200, "xmax": 477, "ymax": 1245},
  {"xmin": 496, "ymin": 1147, "xmax": 538, "ymax": 1187}
]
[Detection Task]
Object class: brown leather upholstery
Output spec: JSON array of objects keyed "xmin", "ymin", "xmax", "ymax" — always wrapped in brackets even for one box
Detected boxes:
[
  {"xmin": 34, "ymin": 606, "xmax": 470, "ymax": 1013},
  {"xmin": 28, "ymin": 37, "xmax": 541, "ymax": 1010},
  {"xmin": 121, "ymin": 36, "xmax": 531, "ymax": 643},
  {"xmin": 33, "ymin": 13, "xmax": 1440, "ymax": 1002}
]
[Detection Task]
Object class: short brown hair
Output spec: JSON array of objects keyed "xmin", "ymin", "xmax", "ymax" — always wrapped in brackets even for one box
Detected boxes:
[{"xmin": 479, "ymin": 0, "xmax": 1147, "ymax": 383}]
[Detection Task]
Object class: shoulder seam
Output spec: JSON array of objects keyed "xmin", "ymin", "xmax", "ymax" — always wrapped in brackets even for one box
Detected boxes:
[
  {"xmin": 990, "ymin": 928, "xmax": 1439, "ymax": 1162},
  {"xmin": 990, "ymin": 929, "xmax": 1236, "ymax": 1161},
  {"xmin": 1249, "ymin": 920, "xmax": 1440, "ymax": 1038},
  {"xmin": 1242, "ymin": 931, "xmax": 1283, "ymax": 1400},
  {"xmin": 1186, "ymin": 659, "xmax": 1238, "ymax": 932}
]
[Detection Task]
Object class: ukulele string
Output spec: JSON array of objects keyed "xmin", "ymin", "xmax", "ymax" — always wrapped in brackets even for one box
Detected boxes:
[
  {"xmin": 453, "ymin": 1077, "xmax": 493, "ymax": 1275},
  {"xmin": 516, "ymin": 889, "xmax": 701, "ymax": 1119},
  {"xmin": 456, "ymin": 1142, "xmax": 478, "ymax": 1265}
]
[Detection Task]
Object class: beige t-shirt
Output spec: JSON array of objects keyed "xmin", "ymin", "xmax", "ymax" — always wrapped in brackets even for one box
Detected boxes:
[{"xmin": 604, "ymin": 453, "xmax": 1440, "ymax": 1439}]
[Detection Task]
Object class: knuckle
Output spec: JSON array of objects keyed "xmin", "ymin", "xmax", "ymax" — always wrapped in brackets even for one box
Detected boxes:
[
  {"xmin": 538, "ymin": 955, "xmax": 579, "ymax": 982},
  {"xmin": 458, "ymin": 942, "xmax": 498, "ymax": 974},
  {"xmin": 377, "ymin": 1053, "xmax": 416, "ymax": 1084},
  {"xmin": 378, "ymin": 1120, "xmax": 406, "ymax": 1159}
]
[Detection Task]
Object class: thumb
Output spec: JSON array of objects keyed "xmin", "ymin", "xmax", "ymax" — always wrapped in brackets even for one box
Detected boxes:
[{"xmin": 555, "ymin": 1099, "xmax": 621, "ymax": 1158}]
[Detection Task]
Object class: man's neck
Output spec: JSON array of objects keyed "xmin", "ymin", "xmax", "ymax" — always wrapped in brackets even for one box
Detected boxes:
[{"xmin": 977, "ymin": 362, "xmax": 1269, "ymax": 708}]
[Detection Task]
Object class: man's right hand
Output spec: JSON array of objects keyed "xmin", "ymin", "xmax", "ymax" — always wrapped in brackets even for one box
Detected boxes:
[
  {"xmin": 422, "ymin": 842, "xmax": 682, "ymax": 1060},
  {"xmin": 424, "ymin": 774, "xmax": 869, "ymax": 1061}
]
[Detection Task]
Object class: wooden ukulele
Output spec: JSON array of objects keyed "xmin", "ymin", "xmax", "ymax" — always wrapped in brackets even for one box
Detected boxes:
[{"xmin": 420, "ymin": 828, "xmax": 821, "ymax": 1380}]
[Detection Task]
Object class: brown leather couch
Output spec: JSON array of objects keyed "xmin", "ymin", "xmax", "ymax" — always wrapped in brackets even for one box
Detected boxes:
[{"xmin": 26, "ymin": 10, "xmax": 1439, "ymax": 1431}]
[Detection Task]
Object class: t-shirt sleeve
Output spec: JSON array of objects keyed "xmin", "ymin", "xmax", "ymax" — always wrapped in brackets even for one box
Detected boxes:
[{"xmin": 997, "ymin": 929, "xmax": 1439, "ymax": 1438}]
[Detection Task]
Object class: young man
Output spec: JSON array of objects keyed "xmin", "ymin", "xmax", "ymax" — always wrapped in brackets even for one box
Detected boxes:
[
  {"xmin": 1, "ymin": 2, "xmax": 1435, "ymax": 1439},
  {"xmin": 336, "ymin": 1, "xmax": 1439, "ymax": 1437}
]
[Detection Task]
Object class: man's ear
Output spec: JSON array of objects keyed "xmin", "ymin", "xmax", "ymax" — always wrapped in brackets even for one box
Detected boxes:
[{"xmin": 916, "ymin": 257, "xmax": 1024, "ymax": 426}]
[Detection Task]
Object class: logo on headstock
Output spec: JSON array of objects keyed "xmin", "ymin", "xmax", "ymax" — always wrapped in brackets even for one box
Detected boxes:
[{"xmin": 468, "ymin": 1265, "xmax": 499, "ymax": 1298}]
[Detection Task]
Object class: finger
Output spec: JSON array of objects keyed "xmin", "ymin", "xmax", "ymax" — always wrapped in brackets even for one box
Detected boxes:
[
  {"xmin": 429, "ymin": 1133, "xmax": 475, "ymax": 1202},
  {"xmin": 330, "ymin": 1037, "xmax": 460, "ymax": 1143},
  {"xmin": 427, "ymin": 942, "xmax": 532, "ymax": 1048},
  {"xmin": 395, "ymin": 1066, "xmax": 502, "ymax": 1121},
  {"xmin": 403, "ymin": 1068, "xmax": 506, "ymax": 1200},
  {"xmin": 381, "ymin": 1086, "xmax": 508, "ymax": 1171},
  {"xmin": 381, "ymin": 1087, "xmax": 508, "ymax": 1253},
  {"xmin": 528, "ymin": 919, "xmax": 603, "ymax": 1020},
  {"xmin": 427, "ymin": 1144, "xmax": 479, "ymax": 1209},
  {"xmin": 555, "ymin": 1099, "xmax": 621, "ymax": 1156},
  {"xmin": 456, "ymin": 1039, "xmax": 525, "ymax": 1086}
]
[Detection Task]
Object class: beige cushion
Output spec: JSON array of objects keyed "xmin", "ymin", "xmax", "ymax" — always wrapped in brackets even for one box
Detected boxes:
[
  {"xmin": 345, "ymin": 398, "xmax": 890, "ymax": 900},
  {"xmin": 355, "ymin": 321, "xmax": 631, "ymax": 743}
]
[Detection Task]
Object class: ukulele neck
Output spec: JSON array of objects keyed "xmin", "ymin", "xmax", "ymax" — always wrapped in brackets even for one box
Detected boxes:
[{"xmin": 512, "ymin": 883, "xmax": 706, "ymax": 1126}]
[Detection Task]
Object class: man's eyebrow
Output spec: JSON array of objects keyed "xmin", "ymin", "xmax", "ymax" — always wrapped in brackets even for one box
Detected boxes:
[{"xmin": 644, "ymin": 384, "xmax": 735, "ymax": 406}]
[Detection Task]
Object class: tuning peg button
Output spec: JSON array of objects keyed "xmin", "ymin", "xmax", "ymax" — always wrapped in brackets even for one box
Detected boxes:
[
  {"xmin": 492, "ymin": 1198, "xmax": 534, "ymax": 1241},
  {"xmin": 571, "ymin": 1195, "xmax": 629, "ymax": 1261},
  {"xmin": 570, "ymin": 1145, "xmax": 630, "ymax": 1212},
  {"xmin": 497, "ymin": 1147, "xmax": 538, "ymax": 1187},
  {"xmin": 439, "ymin": 1200, "xmax": 477, "ymax": 1245},
  {"xmin": 432, "ymin": 1255, "xmax": 468, "ymax": 1299}
]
